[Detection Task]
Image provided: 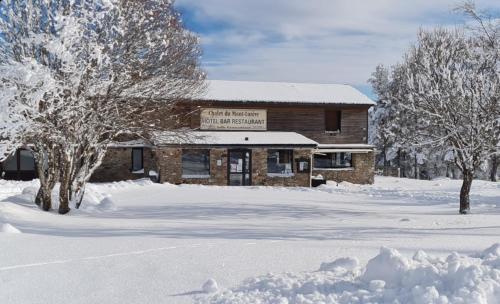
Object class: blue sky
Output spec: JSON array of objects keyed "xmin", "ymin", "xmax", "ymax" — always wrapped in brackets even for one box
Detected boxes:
[{"xmin": 175, "ymin": 0, "xmax": 500, "ymax": 99}]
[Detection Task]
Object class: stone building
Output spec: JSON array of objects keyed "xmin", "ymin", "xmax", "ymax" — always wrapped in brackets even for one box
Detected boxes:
[
  {"xmin": 91, "ymin": 80, "xmax": 376, "ymax": 187},
  {"xmin": 1, "ymin": 80, "xmax": 376, "ymax": 187}
]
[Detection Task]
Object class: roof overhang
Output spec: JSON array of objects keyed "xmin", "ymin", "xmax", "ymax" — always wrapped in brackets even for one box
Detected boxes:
[
  {"xmin": 315, "ymin": 144, "xmax": 375, "ymax": 154},
  {"xmin": 153, "ymin": 131, "xmax": 319, "ymax": 147}
]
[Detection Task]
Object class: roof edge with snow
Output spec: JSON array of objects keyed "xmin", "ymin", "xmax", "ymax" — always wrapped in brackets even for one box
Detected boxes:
[{"xmin": 196, "ymin": 80, "xmax": 375, "ymax": 106}]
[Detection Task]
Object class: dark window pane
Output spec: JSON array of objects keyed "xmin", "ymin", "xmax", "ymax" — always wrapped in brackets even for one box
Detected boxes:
[
  {"xmin": 182, "ymin": 149, "xmax": 210, "ymax": 176},
  {"xmin": 229, "ymin": 174, "xmax": 243, "ymax": 186},
  {"xmin": 325, "ymin": 110, "xmax": 341, "ymax": 131},
  {"xmin": 132, "ymin": 148, "xmax": 143, "ymax": 171},
  {"xmin": 2, "ymin": 153, "xmax": 17, "ymax": 171},
  {"xmin": 314, "ymin": 153, "xmax": 352, "ymax": 169},
  {"xmin": 267, "ymin": 150, "xmax": 293, "ymax": 174},
  {"xmin": 19, "ymin": 150, "xmax": 35, "ymax": 171}
]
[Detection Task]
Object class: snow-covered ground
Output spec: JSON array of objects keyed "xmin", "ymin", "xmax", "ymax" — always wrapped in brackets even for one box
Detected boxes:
[{"xmin": 0, "ymin": 177, "xmax": 499, "ymax": 304}]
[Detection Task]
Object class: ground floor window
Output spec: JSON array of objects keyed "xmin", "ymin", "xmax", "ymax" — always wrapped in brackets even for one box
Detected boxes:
[
  {"xmin": 0, "ymin": 149, "xmax": 37, "ymax": 181},
  {"xmin": 314, "ymin": 152, "xmax": 352, "ymax": 169},
  {"xmin": 267, "ymin": 150, "xmax": 293, "ymax": 174},
  {"xmin": 2, "ymin": 153, "xmax": 18, "ymax": 171},
  {"xmin": 182, "ymin": 149, "xmax": 210, "ymax": 178},
  {"xmin": 1, "ymin": 149, "xmax": 36, "ymax": 171},
  {"xmin": 131, "ymin": 148, "xmax": 144, "ymax": 172}
]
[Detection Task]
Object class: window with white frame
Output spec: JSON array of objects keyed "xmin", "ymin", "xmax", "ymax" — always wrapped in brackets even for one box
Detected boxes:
[
  {"xmin": 267, "ymin": 150, "xmax": 293, "ymax": 174},
  {"xmin": 182, "ymin": 149, "xmax": 210, "ymax": 178},
  {"xmin": 314, "ymin": 152, "xmax": 352, "ymax": 169}
]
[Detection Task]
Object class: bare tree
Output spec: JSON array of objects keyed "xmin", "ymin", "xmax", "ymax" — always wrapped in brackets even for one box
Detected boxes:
[
  {"xmin": 394, "ymin": 27, "xmax": 499, "ymax": 214},
  {"xmin": 0, "ymin": 0, "xmax": 205, "ymax": 213}
]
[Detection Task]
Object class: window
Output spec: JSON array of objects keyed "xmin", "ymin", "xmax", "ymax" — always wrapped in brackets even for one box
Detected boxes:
[
  {"xmin": 131, "ymin": 148, "xmax": 143, "ymax": 172},
  {"xmin": 2, "ymin": 154, "xmax": 17, "ymax": 171},
  {"xmin": 314, "ymin": 152, "xmax": 352, "ymax": 169},
  {"xmin": 325, "ymin": 110, "xmax": 341, "ymax": 132},
  {"xmin": 267, "ymin": 150, "xmax": 293, "ymax": 174},
  {"xmin": 1, "ymin": 150, "xmax": 35, "ymax": 171},
  {"xmin": 182, "ymin": 149, "xmax": 210, "ymax": 178},
  {"xmin": 19, "ymin": 150, "xmax": 35, "ymax": 171}
]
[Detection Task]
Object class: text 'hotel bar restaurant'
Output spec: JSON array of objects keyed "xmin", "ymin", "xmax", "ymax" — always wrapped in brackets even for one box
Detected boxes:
[{"xmin": 1, "ymin": 80, "xmax": 376, "ymax": 187}]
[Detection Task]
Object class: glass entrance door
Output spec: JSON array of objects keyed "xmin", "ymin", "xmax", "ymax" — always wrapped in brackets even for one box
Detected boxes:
[{"xmin": 228, "ymin": 150, "xmax": 252, "ymax": 186}]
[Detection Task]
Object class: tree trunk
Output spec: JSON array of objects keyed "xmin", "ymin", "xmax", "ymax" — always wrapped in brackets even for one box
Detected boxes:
[
  {"xmin": 35, "ymin": 187, "xmax": 52, "ymax": 210},
  {"xmin": 414, "ymin": 155, "xmax": 418, "ymax": 179},
  {"xmin": 490, "ymin": 154, "xmax": 498, "ymax": 182},
  {"xmin": 58, "ymin": 155, "xmax": 72, "ymax": 215},
  {"xmin": 75, "ymin": 188, "xmax": 85, "ymax": 209},
  {"xmin": 35, "ymin": 188, "xmax": 42, "ymax": 206},
  {"xmin": 383, "ymin": 146, "xmax": 390, "ymax": 176},
  {"xmin": 459, "ymin": 170, "xmax": 473, "ymax": 214},
  {"xmin": 41, "ymin": 187, "xmax": 52, "ymax": 211},
  {"xmin": 58, "ymin": 182, "xmax": 70, "ymax": 214},
  {"xmin": 34, "ymin": 149, "xmax": 56, "ymax": 211}
]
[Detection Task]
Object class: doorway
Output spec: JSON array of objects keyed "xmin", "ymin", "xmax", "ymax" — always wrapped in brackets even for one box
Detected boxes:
[{"xmin": 228, "ymin": 149, "xmax": 252, "ymax": 186}]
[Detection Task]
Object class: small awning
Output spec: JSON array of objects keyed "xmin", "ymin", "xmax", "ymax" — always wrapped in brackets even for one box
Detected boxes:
[
  {"xmin": 153, "ymin": 131, "xmax": 318, "ymax": 147},
  {"xmin": 315, "ymin": 144, "xmax": 375, "ymax": 154}
]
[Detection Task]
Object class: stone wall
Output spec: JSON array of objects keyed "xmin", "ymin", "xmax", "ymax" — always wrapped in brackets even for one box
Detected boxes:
[
  {"xmin": 90, "ymin": 147, "xmax": 153, "ymax": 183},
  {"xmin": 313, "ymin": 151, "xmax": 374, "ymax": 185},
  {"xmin": 251, "ymin": 148, "xmax": 267, "ymax": 185},
  {"xmin": 155, "ymin": 147, "xmax": 313, "ymax": 187},
  {"xmin": 209, "ymin": 149, "xmax": 228, "ymax": 185},
  {"xmin": 92, "ymin": 147, "xmax": 374, "ymax": 186},
  {"xmin": 156, "ymin": 147, "xmax": 227, "ymax": 185},
  {"xmin": 155, "ymin": 147, "xmax": 182, "ymax": 184},
  {"xmin": 253, "ymin": 148, "xmax": 312, "ymax": 187}
]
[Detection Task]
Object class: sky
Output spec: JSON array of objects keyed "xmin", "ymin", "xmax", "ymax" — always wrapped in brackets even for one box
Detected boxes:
[{"xmin": 175, "ymin": 0, "xmax": 500, "ymax": 99}]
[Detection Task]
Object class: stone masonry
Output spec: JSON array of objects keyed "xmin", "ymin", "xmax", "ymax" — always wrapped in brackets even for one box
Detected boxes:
[
  {"xmin": 90, "ymin": 147, "xmax": 153, "ymax": 183},
  {"xmin": 312, "ymin": 151, "xmax": 375, "ymax": 185},
  {"xmin": 92, "ymin": 147, "xmax": 374, "ymax": 186},
  {"xmin": 154, "ymin": 147, "xmax": 313, "ymax": 187}
]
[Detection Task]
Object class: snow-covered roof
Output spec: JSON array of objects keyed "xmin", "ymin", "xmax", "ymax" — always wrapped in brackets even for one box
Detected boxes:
[
  {"xmin": 199, "ymin": 80, "xmax": 376, "ymax": 106},
  {"xmin": 108, "ymin": 140, "xmax": 152, "ymax": 148},
  {"xmin": 153, "ymin": 131, "xmax": 318, "ymax": 147}
]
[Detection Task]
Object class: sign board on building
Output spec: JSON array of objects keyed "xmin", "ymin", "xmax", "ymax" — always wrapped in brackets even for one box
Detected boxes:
[{"xmin": 200, "ymin": 108, "xmax": 267, "ymax": 130}]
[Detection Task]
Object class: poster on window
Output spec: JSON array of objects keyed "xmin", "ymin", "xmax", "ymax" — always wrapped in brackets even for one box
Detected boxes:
[{"xmin": 200, "ymin": 108, "xmax": 267, "ymax": 130}]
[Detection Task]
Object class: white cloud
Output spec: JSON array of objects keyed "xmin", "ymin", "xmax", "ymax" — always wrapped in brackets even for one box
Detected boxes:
[{"xmin": 177, "ymin": 0, "xmax": 500, "ymax": 88}]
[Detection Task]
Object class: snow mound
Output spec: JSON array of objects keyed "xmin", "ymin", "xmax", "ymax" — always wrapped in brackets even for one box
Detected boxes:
[
  {"xmin": 5, "ymin": 185, "xmax": 39, "ymax": 204},
  {"xmin": 202, "ymin": 279, "xmax": 219, "ymax": 293},
  {"xmin": 362, "ymin": 246, "xmax": 410, "ymax": 287},
  {"xmin": 319, "ymin": 257, "xmax": 359, "ymax": 272},
  {"xmin": 0, "ymin": 223, "xmax": 22, "ymax": 234},
  {"xmin": 21, "ymin": 186, "xmax": 38, "ymax": 197},
  {"xmin": 197, "ymin": 244, "xmax": 500, "ymax": 304},
  {"xmin": 97, "ymin": 196, "xmax": 118, "ymax": 211}
]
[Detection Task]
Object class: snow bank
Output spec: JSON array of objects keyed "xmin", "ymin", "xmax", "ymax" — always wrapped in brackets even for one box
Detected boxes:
[
  {"xmin": 203, "ymin": 279, "xmax": 219, "ymax": 293},
  {"xmin": 0, "ymin": 223, "xmax": 22, "ymax": 234},
  {"xmin": 197, "ymin": 244, "xmax": 500, "ymax": 304},
  {"xmin": 96, "ymin": 196, "xmax": 118, "ymax": 211},
  {"xmin": 319, "ymin": 257, "xmax": 359, "ymax": 272}
]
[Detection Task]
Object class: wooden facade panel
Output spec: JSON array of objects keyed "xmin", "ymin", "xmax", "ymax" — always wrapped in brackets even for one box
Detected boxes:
[{"xmin": 161, "ymin": 102, "xmax": 370, "ymax": 144}]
